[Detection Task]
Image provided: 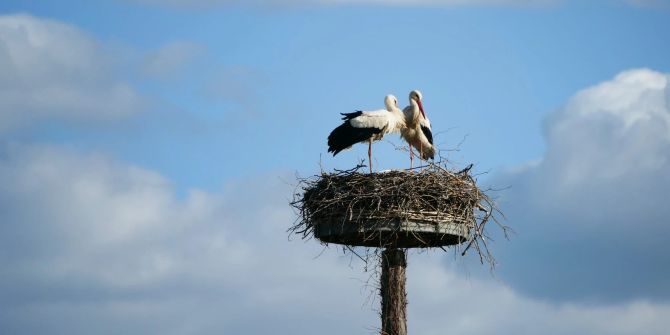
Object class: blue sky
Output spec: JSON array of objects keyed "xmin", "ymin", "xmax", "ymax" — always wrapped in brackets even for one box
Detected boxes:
[{"xmin": 1, "ymin": 1, "xmax": 670, "ymax": 334}]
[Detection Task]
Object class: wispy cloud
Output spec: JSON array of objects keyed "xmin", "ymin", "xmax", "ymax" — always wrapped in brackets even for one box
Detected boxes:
[
  {"xmin": 123, "ymin": 0, "xmax": 670, "ymax": 9},
  {"xmin": 141, "ymin": 41, "xmax": 205, "ymax": 80},
  {"xmin": 321, "ymin": 0, "xmax": 553, "ymax": 5},
  {"xmin": 624, "ymin": 0, "xmax": 670, "ymax": 8},
  {"xmin": 202, "ymin": 66, "xmax": 266, "ymax": 119},
  {"xmin": 0, "ymin": 14, "xmax": 145, "ymax": 133},
  {"xmin": 123, "ymin": 0, "xmax": 555, "ymax": 9},
  {"xmin": 0, "ymin": 14, "xmax": 252, "ymax": 137}
]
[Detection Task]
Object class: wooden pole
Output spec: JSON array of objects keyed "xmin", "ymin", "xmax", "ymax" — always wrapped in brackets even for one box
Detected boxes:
[{"xmin": 380, "ymin": 248, "xmax": 407, "ymax": 335}]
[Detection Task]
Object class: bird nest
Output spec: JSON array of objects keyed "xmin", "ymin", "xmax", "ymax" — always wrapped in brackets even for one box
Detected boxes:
[{"xmin": 290, "ymin": 163, "xmax": 507, "ymax": 265}]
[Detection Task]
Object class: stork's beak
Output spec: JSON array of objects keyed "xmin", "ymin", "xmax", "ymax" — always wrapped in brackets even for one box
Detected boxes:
[{"xmin": 417, "ymin": 99, "xmax": 426, "ymax": 119}]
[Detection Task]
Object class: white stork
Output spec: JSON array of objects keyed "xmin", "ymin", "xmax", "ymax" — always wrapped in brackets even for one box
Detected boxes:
[
  {"xmin": 327, "ymin": 94, "xmax": 406, "ymax": 173},
  {"xmin": 400, "ymin": 90, "xmax": 435, "ymax": 168}
]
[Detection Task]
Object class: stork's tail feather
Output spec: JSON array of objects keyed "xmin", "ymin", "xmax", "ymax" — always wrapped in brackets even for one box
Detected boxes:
[
  {"xmin": 421, "ymin": 146, "xmax": 436, "ymax": 160},
  {"xmin": 340, "ymin": 111, "xmax": 363, "ymax": 121},
  {"xmin": 327, "ymin": 121, "xmax": 382, "ymax": 156}
]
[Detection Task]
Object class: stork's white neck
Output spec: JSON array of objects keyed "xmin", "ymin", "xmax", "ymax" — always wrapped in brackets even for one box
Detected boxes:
[{"xmin": 408, "ymin": 99, "xmax": 421, "ymax": 120}]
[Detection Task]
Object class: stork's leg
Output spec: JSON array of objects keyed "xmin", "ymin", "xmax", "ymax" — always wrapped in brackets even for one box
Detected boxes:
[
  {"xmin": 420, "ymin": 143, "xmax": 424, "ymax": 166},
  {"xmin": 368, "ymin": 139, "xmax": 373, "ymax": 173},
  {"xmin": 409, "ymin": 145, "xmax": 414, "ymax": 170}
]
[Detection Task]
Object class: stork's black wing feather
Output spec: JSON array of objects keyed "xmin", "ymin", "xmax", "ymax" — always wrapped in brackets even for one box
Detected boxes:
[
  {"xmin": 340, "ymin": 111, "xmax": 363, "ymax": 121},
  {"xmin": 421, "ymin": 125, "xmax": 433, "ymax": 145},
  {"xmin": 328, "ymin": 112, "xmax": 383, "ymax": 156}
]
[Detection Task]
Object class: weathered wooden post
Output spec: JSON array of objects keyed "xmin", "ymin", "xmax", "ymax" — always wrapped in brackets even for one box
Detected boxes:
[
  {"xmin": 290, "ymin": 166, "xmax": 499, "ymax": 335},
  {"xmin": 380, "ymin": 248, "xmax": 407, "ymax": 335}
]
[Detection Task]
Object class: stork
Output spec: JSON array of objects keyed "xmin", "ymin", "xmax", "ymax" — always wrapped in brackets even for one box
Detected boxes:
[
  {"xmin": 327, "ymin": 95, "xmax": 406, "ymax": 173},
  {"xmin": 400, "ymin": 90, "xmax": 435, "ymax": 168}
]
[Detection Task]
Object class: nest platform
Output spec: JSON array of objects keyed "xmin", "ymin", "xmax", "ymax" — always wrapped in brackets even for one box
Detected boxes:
[
  {"xmin": 291, "ymin": 165, "xmax": 496, "ymax": 250},
  {"xmin": 313, "ymin": 217, "xmax": 468, "ymax": 248}
]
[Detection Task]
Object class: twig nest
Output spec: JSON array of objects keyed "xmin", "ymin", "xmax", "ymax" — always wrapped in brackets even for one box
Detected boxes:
[{"xmin": 291, "ymin": 164, "xmax": 498, "ymax": 250}]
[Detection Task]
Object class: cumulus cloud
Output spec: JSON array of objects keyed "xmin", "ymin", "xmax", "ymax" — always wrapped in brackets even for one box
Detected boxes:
[
  {"xmin": 0, "ymin": 144, "xmax": 375, "ymax": 334},
  {"xmin": 492, "ymin": 68, "xmax": 670, "ymax": 302},
  {"xmin": 1, "ymin": 143, "xmax": 669, "ymax": 334},
  {"xmin": 408, "ymin": 258, "xmax": 670, "ymax": 335},
  {"xmin": 0, "ymin": 14, "xmax": 146, "ymax": 132}
]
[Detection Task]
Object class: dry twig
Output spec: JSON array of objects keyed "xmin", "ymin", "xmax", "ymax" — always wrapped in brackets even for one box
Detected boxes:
[{"xmin": 289, "ymin": 162, "xmax": 508, "ymax": 268}]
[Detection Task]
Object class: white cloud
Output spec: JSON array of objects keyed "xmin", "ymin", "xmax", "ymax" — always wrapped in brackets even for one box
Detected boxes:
[
  {"xmin": 408, "ymin": 258, "xmax": 670, "ymax": 335},
  {"xmin": 0, "ymin": 144, "xmax": 376, "ymax": 333},
  {"xmin": 1, "ymin": 143, "xmax": 669, "ymax": 334},
  {"xmin": 547, "ymin": 68, "xmax": 670, "ymax": 187},
  {"xmin": 492, "ymin": 68, "xmax": 670, "ymax": 302},
  {"xmin": 0, "ymin": 14, "xmax": 146, "ymax": 132}
]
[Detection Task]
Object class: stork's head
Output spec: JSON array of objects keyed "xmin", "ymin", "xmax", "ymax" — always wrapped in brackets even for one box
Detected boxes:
[
  {"xmin": 409, "ymin": 90, "xmax": 425, "ymax": 118},
  {"xmin": 409, "ymin": 90, "xmax": 423, "ymax": 101},
  {"xmin": 384, "ymin": 94, "xmax": 399, "ymax": 110}
]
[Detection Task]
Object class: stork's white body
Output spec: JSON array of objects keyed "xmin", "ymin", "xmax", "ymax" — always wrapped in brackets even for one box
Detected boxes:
[
  {"xmin": 327, "ymin": 95, "xmax": 405, "ymax": 172},
  {"xmin": 401, "ymin": 90, "xmax": 435, "ymax": 165},
  {"xmin": 347, "ymin": 107, "xmax": 405, "ymax": 138}
]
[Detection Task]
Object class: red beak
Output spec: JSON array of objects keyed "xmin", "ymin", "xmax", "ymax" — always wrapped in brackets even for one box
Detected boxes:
[{"xmin": 417, "ymin": 99, "xmax": 426, "ymax": 119}]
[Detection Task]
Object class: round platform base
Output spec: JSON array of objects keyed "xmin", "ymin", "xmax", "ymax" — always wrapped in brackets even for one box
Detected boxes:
[{"xmin": 313, "ymin": 218, "xmax": 470, "ymax": 248}]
